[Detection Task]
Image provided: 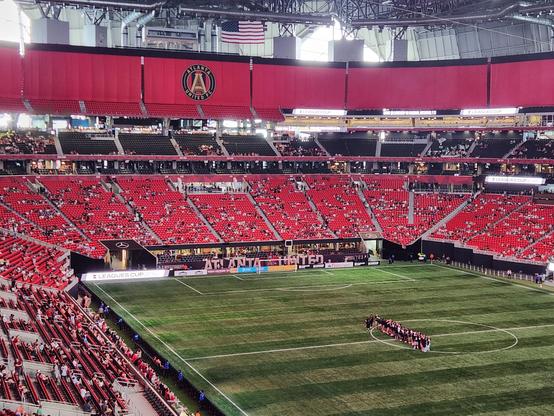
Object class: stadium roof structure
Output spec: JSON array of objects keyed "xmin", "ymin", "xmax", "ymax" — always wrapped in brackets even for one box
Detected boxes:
[{"xmin": 15, "ymin": 0, "xmax": 554, "ymax": 29}]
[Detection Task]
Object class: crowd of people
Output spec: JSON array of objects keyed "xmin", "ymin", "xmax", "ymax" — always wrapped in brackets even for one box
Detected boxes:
[
  {"xmin": 366, "ymin": 315, "xmax": 431, "ymax": 352},
  {"xmin": 0, "ymin": 132, "xmax": 55, "ymax": 155}
]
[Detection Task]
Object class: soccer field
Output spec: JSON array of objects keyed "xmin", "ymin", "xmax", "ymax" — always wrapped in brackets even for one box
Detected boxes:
[{"xmin": 89, "ymin": 264, "xmax": 554, "ymax": 416}]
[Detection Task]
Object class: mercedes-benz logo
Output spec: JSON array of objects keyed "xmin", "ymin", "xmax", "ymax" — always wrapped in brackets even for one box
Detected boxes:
[{"xmin": 115, "ymin": 242, "xmax": 130, "ymax": 249}]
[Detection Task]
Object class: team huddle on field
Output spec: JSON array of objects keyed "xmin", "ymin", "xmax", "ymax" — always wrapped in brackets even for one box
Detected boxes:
[{"xmin": 366, "ymin": 315, "xmax": 431, "ymax": 352}]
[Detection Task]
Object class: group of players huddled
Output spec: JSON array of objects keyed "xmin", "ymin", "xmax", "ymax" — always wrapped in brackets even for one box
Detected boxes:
[{"xmin": 365, "ymin": 315, "xmax": 431, "ymax": 352}]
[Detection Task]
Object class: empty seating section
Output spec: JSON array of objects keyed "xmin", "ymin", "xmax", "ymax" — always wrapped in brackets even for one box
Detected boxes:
[
  {"xmin": 145, "ymin": 103, "xmax": 200, "ymax": 118},
  {"xmin": 253, "ymin": 108, "xmax": 284, "ymax": 121},
  {"xmin": 470, "ymin": 132, "xmax": 522, "ymax": 158},
  {"xmin": 510, "ymin": 138, "xmax": 554, "ymax": 159},
  {"xmin": 305, "ymin": 176, "xmax": 374, "ymax": 238},
  {"xmin": 249, "ymin": 176, "xmax": 334, "ymax": 240},
  {"xmin": 222, "ymin": 135, "xmax": 276, "ymax": 156},
  {"xmin": 318, "ymin": 133, "xmax": 377, "ymax": 156},
  {"xmin": 29, "ymin": 100, "xmax": 81, "ymax": 115},
  {"xmin": 363, "ymin": 176, "xmax": 467, "ymax": 246},
  {"xmin": 58, "ymin": 132, "xmax": 118, "ymax": 155},
  {"xmin": 0, "ymin": 132, "xmax": 56, "ymax": 155},
  {"xmin": 0, "ymin": 232, "xmax": 71, "ymax": 288},
  {"xmin": 431, "ymin": 194, "xmax": 530, "ymax": 243},
  {"xmin": 201, "ymin": 105, "xmax": 253, "ymax": 119},
  {"xmin": 0, "ymin": 177, "xmax": 103, "ymax": 258},
  {"xmin": 84, "ymin": 101, "xmax": 142, "ymax": 116},
  {"xmin": 465, "ymin": 202, "xmax": 554, "ymax": 258},
  {"xmin": 41, "ymin": 177, "xmax": 157, "ymax": 245},
  {"xmin": 174, "ymin": 134, "xmax": 222, "ymax": 155},
  {"xmin": 275, "ymin": 139, "xmax": 327, "ymax": 156},
  {"xmin": 116, "ymin": 177, "xmax": 218, "ymax": 244},
  {"xmin": 189, "ymin": 193, "xmax": 275, "ymax": 242},
  {"xmin": 380, "ymin": 143, "xmax": 427, "ymax": 157},
  {"xmin": 119, "ymin": 134, "xmax": 177, "ymax": 155}
]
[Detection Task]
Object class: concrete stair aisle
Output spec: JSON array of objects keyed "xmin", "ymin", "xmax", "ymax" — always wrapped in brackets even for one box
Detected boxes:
[
  {"xmin": 460, "ymin": 199, "xmax": 532, "ymax": 244},
  {"xmin": 245, "ymin": 192, "xmax": 283, "ymax": 241},
  {"xmin": 466, "ymin": 139, "xmax": 478, "ymax": 156},
  {"xmin": 185, "ymin": 197, "xmax": 224, "ymax": 243},
  {"xmin": 314, "ymin": 137, "xmax": 330, "ymax": 156},
  {"xmin": 355, "ymin": 189, "xmax": 383, "ymax": 234},
  {"xmin": 299, "ymin": 180, "xmax": 338, "ymax": 238},
  {"xmin": 53, "ymin": 135, "xmax": 64, "ymax": 156},
  {"xmin": 374, "ymin": 140, "xmax": 382, "ymax": 157},
  {"xmin": 513, "ymin": 227, "xmax": 554, "ymax": 258},
  {"xmin": 420, "ymin": 139, "xmax": 433, "ymax": 156},
  {"xmin": 105, "ymin": 179, "xmax": 163, "ymax": 245},
  {"xmin": 408, "ymin": 191, "xmax": 415, "ymax": 225},
  {"xmin": 32, "ymin": 180, "xmax": 90, "ymax": 241},
  {"xmin": 266, "ymin": 137, "xmax": 281, "ymax": 156},
  {"xmin": 113, "ymin": 131, "xmax": 125, "ymax": 155},
  {"xmin": 503, "ymin": 138, "xmax": 526, "ymax": 158},
  {"xmin": 420, "ymin": 193, "xmax": 476, "ymax": 241},
  {"xmin": 170, "ymin": 138, "xmax": 184, "ymax": 156}
]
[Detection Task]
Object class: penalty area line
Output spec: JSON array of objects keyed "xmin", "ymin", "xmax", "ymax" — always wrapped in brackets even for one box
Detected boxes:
[
  {"xmin": 376, "ymin": 268, "xmax": 415, "ymax": 282},
  {"xmin": 92, "ymin": 283, "xmax": 250, "ymax": 416},
  {"xmin": 173, "ymin": 278, "xmax": 205, "ymax": 295}
]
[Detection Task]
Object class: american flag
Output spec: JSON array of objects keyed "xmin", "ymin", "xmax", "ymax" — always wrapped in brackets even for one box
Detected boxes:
[{"xmin": 220, "ymin": 21, "xmax": 265, "ymax": 44}]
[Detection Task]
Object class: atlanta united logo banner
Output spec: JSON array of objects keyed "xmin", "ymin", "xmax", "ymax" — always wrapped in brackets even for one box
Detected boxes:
[
  {"xmin": 182, "ymin": 64, "xmax": 216, "ymax": 101},
  {"xmin": 143, "ymin": 57, "xmax": 250, "ymax": 107}
]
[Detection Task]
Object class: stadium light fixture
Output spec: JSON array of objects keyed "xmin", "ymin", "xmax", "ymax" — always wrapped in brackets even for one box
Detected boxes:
[{"xmin": 0, "ymin": 114, "xmax": 12, "ymax": 129}]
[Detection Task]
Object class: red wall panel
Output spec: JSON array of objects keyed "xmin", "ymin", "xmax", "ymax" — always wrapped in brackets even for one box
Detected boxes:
[
  {"xmin": 252, "ymin": 64, "xmax": 345, "ymax": 109},
  {"xmin": 490, "ymin": 60, "xmax": 554, "ymax": 107},
  {"xmin": 0, "ymin": 47, "xmax": 22, "ymax": 99},
  {"xmin": 144, "ymin": 57, "xmax": 250, "ymax": 107},
  {"xmin": 23, "ymin": 50, "xmax": 141, "ymax": 102},
  {"xmin": 347, "ymin": 64, "xmax": 488, "ymax": 109}
]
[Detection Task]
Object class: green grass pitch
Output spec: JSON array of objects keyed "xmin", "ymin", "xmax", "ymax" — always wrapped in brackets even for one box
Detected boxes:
[{"xmin": 89, "ymin": 264, "xmax": 554, "ymax": 416}]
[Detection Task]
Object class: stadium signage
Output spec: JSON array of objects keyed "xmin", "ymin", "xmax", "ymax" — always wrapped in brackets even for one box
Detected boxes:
[
  {"xmin": 182, "ymin": 64, "xmax": 216, "ymax": 101},
  {"xmin": 204, "ymin": 254, "xmax": 325, "ymax": 270},
  {"xmin": 325, "ymin": 262, "xmax": 354, "ymax": 269},
  {"xmin": 82, "ymin": 270, "xmax": 168, "ymax": 281},
  {"xmin": 485, "ymin": 176, "xmax": 545, "ymax": 185},
  {"xmin": 174, "ymin": 269, "xmax": 207, "ymax": 277}
]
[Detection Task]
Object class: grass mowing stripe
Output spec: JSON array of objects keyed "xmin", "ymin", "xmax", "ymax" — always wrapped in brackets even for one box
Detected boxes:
[
  {"xmin": 92, "ymin": 283, "xmax": 250, "ymax": 416},
  {"xmin": 185, "ymin": 322, "xmax": 554, "ymax": 361},
  {"xmin": 92, "ymin": 264, "xmax": 554, "ymax": 416}
]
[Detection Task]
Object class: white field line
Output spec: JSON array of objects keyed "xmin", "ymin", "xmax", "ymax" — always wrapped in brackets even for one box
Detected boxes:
[
  {"xmin": 232, "ymin": 274, "xmax": 244, "ymax": 281},
  {"xmin": 93, "ymin": 283, "xmax": 249, "ymax": 416},
  {"xmin": 203, "ymin": 279, "xmax": 413, "ymax": 295},
  {"xmin": 323, "ymin": 270, "xmax": 334, "ymax": 275},
  {"xmin": 375, "ymin": 268, "xmax": 416, "ymax": 282},
  {"xmin": 433, "ymin": 264, "xmax": 552, "ymax": 295},
  {"xmin": 185, "ymin": 322, "xmax": 554, "ymax": 361},
  {"xmin": 173, "ymin": 278, "xmax": 205, "ymax": 295}
]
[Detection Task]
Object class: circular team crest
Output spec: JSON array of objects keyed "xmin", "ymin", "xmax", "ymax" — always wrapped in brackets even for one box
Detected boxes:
[{"xmin": 182, "ymin": 64, "xmax": 216, "ymax": 101}]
